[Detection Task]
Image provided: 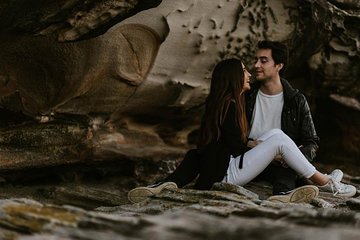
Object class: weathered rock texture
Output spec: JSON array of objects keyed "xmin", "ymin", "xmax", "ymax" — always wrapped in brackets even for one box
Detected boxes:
[
  {"xmin": 0, "ymin": 0, "xmax": 162, "ymax": 42},
  {"xmin": 0, "ymin": 0, "xmax": 360, "ymax": 238},
  {"xmin": 1, "ymin": 181, "xmax": 360, "ymax": 239}
]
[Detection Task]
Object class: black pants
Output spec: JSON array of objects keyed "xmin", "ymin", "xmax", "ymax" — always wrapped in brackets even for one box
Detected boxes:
[
  {"xmin": 254, "ymin": 163, "xmax": 306, "ymax": 195},
  {"xmin": 164, "ymin": 149, "xmax": 200, "ymax": 188}
]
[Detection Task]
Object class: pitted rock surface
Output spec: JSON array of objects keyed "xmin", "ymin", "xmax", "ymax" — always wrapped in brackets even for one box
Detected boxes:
[{"xmin": 1, "ymin": 0, "xmax": 360, "ymax": 164}]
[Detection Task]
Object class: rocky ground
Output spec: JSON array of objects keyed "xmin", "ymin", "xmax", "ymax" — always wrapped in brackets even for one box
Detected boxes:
[
  {"xmin": 0, "ymin": 120, "xmax": 359, "ymax": 239},
  {"xmin": 0, "ymin": 145, "xmax": 360, "ymax": 240}
]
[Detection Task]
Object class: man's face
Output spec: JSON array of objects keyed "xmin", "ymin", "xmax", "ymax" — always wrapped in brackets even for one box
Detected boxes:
[{"xmin": 254, "ymin": 49, "xmax": 282, "ymax": 82}]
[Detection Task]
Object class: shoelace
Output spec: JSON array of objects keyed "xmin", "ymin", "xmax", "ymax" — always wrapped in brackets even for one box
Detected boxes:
[
  {"xmin": 328, "ymin": 179, "xmax": 347, "ymax": 196},
  {"xmin": 328, "ymin": 180, "xmax": 338, "ymax": 196}
]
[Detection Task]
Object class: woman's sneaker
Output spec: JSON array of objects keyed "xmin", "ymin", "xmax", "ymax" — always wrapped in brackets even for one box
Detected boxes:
[
  {"xmin": 328, "ymin": 169, "xmax": 343, "ymax": 182},
  {"xmin": 318, "ymin": 177, "xmax": 356, "ymax": 197},
  {"xmin": 267, "ymin": 185, "xmax": 319, "ymax": 203},
  {"xmin": 128, "ymin": 182, "xmax": 178, "ymax": 203}
]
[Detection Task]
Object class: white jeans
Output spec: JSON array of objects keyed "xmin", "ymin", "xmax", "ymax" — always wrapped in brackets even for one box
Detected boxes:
[{"xmin": 223, "ymin": 129, "xmax": 317, "ymax": 186}]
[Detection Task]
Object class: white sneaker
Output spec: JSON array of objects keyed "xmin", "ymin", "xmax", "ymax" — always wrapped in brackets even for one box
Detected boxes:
[
  {"xmin": 128, "ymin": 182, "xmax": 178, "ymax": 203},
  {"xmin": 328, "ymin": 169, "xmax": 343, "ymax": 182},
  {"xmin": 318, "ymin": 177, "xmax": 356, "ymax": 197}
]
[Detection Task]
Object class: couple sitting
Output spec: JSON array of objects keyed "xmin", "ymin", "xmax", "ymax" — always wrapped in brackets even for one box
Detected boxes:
[{"xmin": 128, "ymin": 41, "xmax": 357, "ymax": 203}]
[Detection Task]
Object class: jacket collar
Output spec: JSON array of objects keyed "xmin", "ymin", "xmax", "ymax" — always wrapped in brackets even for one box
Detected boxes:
[{"xmin": 281, "ymin": 78, "xmax": 299, "ymax": 100}]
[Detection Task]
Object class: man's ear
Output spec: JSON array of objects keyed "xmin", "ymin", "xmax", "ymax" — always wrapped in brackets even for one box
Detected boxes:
[{"xmin": 277, "ymin": 63, "xmax": 284, "ymax": 72}]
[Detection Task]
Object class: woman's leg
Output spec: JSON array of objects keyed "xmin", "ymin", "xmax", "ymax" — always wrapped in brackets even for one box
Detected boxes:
[
  {"xmin": 128, "ymin": 149, "xmax": 200, "ymax": 203},
  {"xmin": 256, "ymin": 129, "xmax": 330, "ymax": 186},
  {"xmin": 226, "ymin": 129, "xmax": 320, "ymax": 186},
  {"xmin": 256, "ymin": 128, "xmax": 283, "ymax": 141},
  {"xmin": 308, "ymin": 172, "xmax": 329, "ymax": 186},
  {"xmin": 222, "ymin": 128, "xmax": 355, "ymax": 197},
  {"xmin": 164, "ymin": 149, "xmax": 200, "ymax": 188}
]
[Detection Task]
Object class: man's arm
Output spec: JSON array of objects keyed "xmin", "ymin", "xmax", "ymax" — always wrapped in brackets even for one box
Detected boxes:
[{"xmin": 298, "ymin": 96, "xmax": 320, "ymax": 162}]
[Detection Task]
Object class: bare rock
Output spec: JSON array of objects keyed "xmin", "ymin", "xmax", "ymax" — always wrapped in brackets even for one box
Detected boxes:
[
  {"xmin": 211, "ymin": 182, "xmax": 259, "ymax": 200},
  {"xmin": 346, "ymin": 197, "xmax": 360, "ymax": 210},
  {"xmin": 311, "ymin": 198, "xmax": 336, "ymax": 208},
  {"xmin": 1, "ymin": 0, "xmax": 359, "ymax": 163},
  {"xmin": 0, "ymin": 0, "xmax": 162, "ymax": 41},
  {"xmin": 1, "ymin": 186, "xmax": 360, "ymax": 239},
  {"xmin": 0, "ymin": 23, "xmax": 161, "ymax": 116},
  {"xmin": 0, "ymin": 0, "xmax": 359, "ymax": 237}
]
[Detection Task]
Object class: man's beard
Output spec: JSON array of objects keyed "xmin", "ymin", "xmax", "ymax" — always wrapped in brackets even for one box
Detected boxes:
[{"xmin": 254, "ymin": 75, "xmax": 271, "ymax": 83}]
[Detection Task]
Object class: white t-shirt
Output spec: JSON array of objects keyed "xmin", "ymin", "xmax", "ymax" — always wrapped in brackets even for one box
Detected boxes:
[{"xmin": 248, "ymin": 90, "xmax": 284, "ymax": 140}]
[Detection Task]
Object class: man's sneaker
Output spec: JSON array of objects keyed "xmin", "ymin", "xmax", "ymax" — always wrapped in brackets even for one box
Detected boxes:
[
  {"xmin": 128, "ymin": 182, "xmax": 178, "ymax": 203},
  {"xmin": 327, "ymin": 169, "xmax": 343, "ymax": 182},
  {"xmin": 318, "ymin": 177, "xmax": 356, "ymax": 197},
  {"xmin": 267, "ymin": 185, "xmax": 319, "ymax": 203}
]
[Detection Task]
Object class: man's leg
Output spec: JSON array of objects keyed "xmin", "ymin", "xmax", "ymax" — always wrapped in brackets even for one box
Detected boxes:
[
  {"xmin": 254, "ymin": 163, "xmax": 297, "ymax": 195},
  {"xmin": 265, "ymin": 164, "xmax": 298, "ymax": 195}
]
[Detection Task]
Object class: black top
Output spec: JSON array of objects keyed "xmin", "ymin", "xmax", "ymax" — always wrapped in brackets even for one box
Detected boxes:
[{"xmin": 193, "ymin": 102, "xmax": 249, "ymax": 190}]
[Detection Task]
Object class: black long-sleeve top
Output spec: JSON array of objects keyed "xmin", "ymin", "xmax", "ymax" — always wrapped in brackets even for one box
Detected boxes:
[{"xmin": 193, "ymin": 102, "xmax": 249, "ymax": 190}]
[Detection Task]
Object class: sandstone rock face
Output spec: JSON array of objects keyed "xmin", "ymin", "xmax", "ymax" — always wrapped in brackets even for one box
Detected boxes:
[
  {"xmin": 0, "ymin": 23, "xmax": 161, "ymax": 116},
  {"xmin": 1, "ymin": 0, "xmax": 359, "ymax": 162},
  {"xmin": 0, "ymin": 0, "xmax": 162, "ymax": 41},
  {"xmin": 0, "ymin": 0, "xmax": 359, "ymax": 179}
]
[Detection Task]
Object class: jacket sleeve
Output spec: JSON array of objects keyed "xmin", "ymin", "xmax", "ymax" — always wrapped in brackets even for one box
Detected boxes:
[
  {"xmin": 298, "ymin": 96, "xmax": 320, "ymax": 162},
  {"xmin": 221, "ymin": 102, "xmax": 247, "ymax": 156}
]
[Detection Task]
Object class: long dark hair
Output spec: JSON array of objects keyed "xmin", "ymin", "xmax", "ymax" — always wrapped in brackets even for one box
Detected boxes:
[{"xmin": 198, "ymin": 58, "xmax": 248, "ymax": 147}]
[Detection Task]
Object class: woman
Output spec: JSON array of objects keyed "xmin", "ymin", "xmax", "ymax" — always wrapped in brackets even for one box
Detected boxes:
[{"xmin": 128, "ymin": 58, "xmax": 356, "ymax": 203}]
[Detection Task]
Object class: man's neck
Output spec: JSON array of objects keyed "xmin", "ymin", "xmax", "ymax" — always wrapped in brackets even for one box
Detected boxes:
[{"xmin": 259, "ymin": 77, "xmax": 283, "ymax": 95}]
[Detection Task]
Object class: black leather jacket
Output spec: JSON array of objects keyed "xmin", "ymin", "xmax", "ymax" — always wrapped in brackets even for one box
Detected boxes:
[{"xmin": 245, "ymin": 78, "xmax": 320, "ymax": 162}]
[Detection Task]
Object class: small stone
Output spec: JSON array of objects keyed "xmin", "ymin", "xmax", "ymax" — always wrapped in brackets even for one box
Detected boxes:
[{"xmin": 311, "ymin": 197, "xmax": 336, "ymax": 208}]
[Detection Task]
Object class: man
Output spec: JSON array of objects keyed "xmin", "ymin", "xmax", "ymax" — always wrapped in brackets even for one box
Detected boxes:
[{"xmin": 245, "ymin": 40, "xmax": 328, "ymax": 200}]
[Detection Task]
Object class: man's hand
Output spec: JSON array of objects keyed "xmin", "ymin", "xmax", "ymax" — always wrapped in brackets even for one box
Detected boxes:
[
  {"xmin": 272, "ymin": 154, "xmax": 288, "ymax": 168},
  {"xmin": 274, "ymin": 154, "xmax": 283, "ymax": 162},
  {"xmin": 247, "ymin": 139, "xmax": 262, "ymax": 148}
]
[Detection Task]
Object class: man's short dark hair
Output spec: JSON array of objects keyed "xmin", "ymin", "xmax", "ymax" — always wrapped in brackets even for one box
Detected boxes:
[{"xmin": 257, "ymin": 41, "xmax": 288, "ymax": 67}]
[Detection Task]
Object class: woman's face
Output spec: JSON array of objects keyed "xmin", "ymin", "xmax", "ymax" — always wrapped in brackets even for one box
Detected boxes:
[{"xmin": 242, "ymin": 63, "xmax": 251, "ymax": 92}]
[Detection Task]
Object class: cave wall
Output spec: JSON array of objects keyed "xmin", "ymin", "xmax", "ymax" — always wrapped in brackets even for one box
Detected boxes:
[{"xmin": 0, "ymin": 0, "xmax": 359, "ymax": 167}]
